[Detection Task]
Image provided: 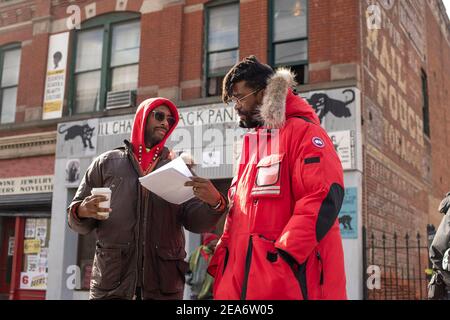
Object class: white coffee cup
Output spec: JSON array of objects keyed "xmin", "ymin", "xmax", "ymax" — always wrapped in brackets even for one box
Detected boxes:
[{"xmin": 91, "ymin": 188, "xmax": 112, "ymax": 218}]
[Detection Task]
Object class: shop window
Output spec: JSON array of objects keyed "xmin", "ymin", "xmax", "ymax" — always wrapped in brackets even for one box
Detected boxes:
[
  {"xmin": 269, "ymin": 0, "xmax": 308, "ymax": 84},
  {"xmin": 205, "ymin": 1, "xmax": 239, "ymax": 97},
  {"xmin": 0, "ymin": 45, "xmax": 21, "ymax": 124},
  {"xmin": 70, "ymin": 13, "xmax": 140, "ymax": 114},
  {"xmin": 22, "ymin": 218, "xmax": 51, "ymax": 290}
]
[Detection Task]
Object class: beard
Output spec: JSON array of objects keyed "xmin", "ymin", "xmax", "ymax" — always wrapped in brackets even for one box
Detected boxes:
[
  {"xmin": 145, "ymin": 130, "xmax": 164, "ymax": 148},
  {"xmin": 238, "ymin": 105, "xmax": 264, "ymax": 129}
]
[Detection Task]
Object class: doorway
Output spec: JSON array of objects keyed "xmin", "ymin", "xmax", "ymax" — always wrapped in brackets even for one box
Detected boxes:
[{"xmin": 0, "ymin": 218, "xmax": 15, "ymax": 299}]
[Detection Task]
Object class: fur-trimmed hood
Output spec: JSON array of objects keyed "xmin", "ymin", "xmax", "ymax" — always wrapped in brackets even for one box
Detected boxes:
[{"xmin": 259, "ymin": 68, "xmax": 319, "ymax": 129}]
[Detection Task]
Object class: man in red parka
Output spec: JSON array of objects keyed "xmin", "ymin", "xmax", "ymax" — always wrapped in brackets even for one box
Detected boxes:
[{"xmin": 208, "ymin": 56, "xmax": 347, "ymax": 300}]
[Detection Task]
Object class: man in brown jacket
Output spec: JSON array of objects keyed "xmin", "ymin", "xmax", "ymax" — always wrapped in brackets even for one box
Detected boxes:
[{"xmin": 68, "ymin": 97, "xmax": 227, "ymax": 300}]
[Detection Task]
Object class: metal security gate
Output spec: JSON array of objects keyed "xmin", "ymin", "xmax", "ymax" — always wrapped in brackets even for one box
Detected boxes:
[{"xmin": 362, "ymin": 226, "xmax": 435, "ymax": 300}]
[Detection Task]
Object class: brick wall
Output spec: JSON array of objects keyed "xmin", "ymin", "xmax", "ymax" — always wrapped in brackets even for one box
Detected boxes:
[
  {"xmin": 0, "ymin": 155, "xmax": 54, "ymax": 178},
  {"xmin": 425, "ymin": 2, "xmax": 450, "ymax": 226},
  {"xmin": 360, "ymin": 1, "xmax": 450, "ymax": 298}
]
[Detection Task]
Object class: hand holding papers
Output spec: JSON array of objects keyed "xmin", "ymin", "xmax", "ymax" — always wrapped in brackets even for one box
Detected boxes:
[{"xmin": 139, "ymin": 156, "xmax": 194, "ymax": 204}]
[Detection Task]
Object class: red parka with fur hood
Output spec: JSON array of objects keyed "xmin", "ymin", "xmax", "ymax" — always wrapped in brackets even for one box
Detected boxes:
[{"xmin": 208, "ymin": 70, "xmax": 347, "ymax": 300}]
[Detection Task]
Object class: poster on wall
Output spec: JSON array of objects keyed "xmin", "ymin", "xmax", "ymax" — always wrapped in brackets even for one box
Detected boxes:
[
  {"xmin": 19, "ymin": 272, "xmax": 48, "ymax": 290},
  {"xmin": 56, "ymin": 119, "xmax": 99, "ymax": 158},
  {"xmin": 27, "ymin": 255, "xmax": 39, "ymax": 273},
  {"xmin": 300, "ymin": 88, "xmax": 358, "ymax": 131},
  {"xmin": 339, "ymin": 187, "xmax": 358, "ymax": 239},
  {"xmin": 42, "ymin": 32, "xmax": 69, "ymax": 120},
  {"xmin": 24, "ymin": 219, "xmax": 36, "ymax": 239},
  {"xmin": 328, "ymin": 130, "xmax": 355, "ymax": 170},
  {"xmin": 8, "ymin": 237, "xmax": 14, "ymax": 256},
  {"xmin": 35, "ymin": 219, "xmax": 48, "ymax": 247},
  {"xmin": 39, "ymin": 248, "xmax": 48, "ymax": 273},
  {"xmin": 65, "ymin": 159, "xmax": 81, "ymax": 187},
  {"xmin": 24, "ymin": 239, "xmax": 41, "ymax": 255},
  {"xmin": 202, "ymin": 150, "xmax": 220, "ymax": 168}
]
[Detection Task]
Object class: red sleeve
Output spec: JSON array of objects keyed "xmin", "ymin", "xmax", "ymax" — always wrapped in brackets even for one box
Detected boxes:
[{"xmin": 275, "ymin": 124, "xmax": 345, "ymax": 264}]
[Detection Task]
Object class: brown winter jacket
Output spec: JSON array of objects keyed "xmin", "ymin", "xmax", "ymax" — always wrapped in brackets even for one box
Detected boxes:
[{"xmin": 67, "ymin": 142, "xmax": 225, "ymax": 300}]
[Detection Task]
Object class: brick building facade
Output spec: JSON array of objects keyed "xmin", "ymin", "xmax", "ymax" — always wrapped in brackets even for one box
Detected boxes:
[{"xmin": 0, "ymin": 0, "xmax": 448, "ymax": 300}]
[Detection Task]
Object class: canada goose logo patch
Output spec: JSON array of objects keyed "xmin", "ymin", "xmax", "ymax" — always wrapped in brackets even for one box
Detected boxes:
[{"xmin": 312, "ymin": 137, "xmax": 325, "ymax": 148}]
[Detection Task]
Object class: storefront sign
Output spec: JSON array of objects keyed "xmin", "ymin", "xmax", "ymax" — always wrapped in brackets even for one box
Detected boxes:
[
  {"xmin": 0, "ymin": 176, "xmax": 53, "ymax": 195},
  {"xmin": 177, "ymin": 105, "xmax": 238, "ymax": 127},
  {"xmin": 19, "ymin": 272, "xmax": 47, "ymax": 290},
  {"xmin": 42, "ymin": 32, "xmax": 69, "ymax": 120},
  {"xmin": 98, "ymin": 119, "xmax": 133, "ymax": 136},
  {"xmin": 24, "ymin": 239, "xmax": 41, "ymax": 255}
]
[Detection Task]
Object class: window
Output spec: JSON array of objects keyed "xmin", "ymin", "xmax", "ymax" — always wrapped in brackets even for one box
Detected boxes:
[
  {"xmin": 421, "ymin": 69, "xmax": 430, "ymax": 137},
  {"xmin": 270, "ymin": 0, "xmax": 308, "ymax": 84},
  {"xmin": 205, "ymin": 2, "xmax": 239, "ymax": 97},
  {"xmin": 0, "ymin": 46, "xmax": 21, "ymax": 124},
  {"xmin": 70, "ymin": 13, "xmax": 140, "ymax": 114}
]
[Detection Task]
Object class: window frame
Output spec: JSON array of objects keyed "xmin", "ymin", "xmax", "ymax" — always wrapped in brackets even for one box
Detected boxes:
[
  {"xmin": 204, "ymin": 0, "xmax": 240, "ymax": 97},
  {"xmin": 268, "ymin": 0, "xmax": 309, "ymax": 80},
  {"xmin": 0, "ymin": 43, "xmax": 21, "ymax": 124},
  {"xmin": 68, "ymin": 12, "xmax": 140, "ymax": 115}
]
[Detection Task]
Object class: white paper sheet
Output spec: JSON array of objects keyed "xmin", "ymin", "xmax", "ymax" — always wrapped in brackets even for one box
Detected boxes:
[{"xmin": 138, "ymin": 157, "xmax": 195, "ymax": 204}]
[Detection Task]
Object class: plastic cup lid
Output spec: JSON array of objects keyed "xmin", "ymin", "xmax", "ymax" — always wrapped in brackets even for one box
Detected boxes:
[{"xmin": 91, "ymin": 188, "xmax": 111, "ymax": 193}]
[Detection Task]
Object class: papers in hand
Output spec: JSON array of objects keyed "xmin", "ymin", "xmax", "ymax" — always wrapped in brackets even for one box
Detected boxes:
[{"xmin": 138, "ymin": 156, "xmax": 194, "ymax": 204}]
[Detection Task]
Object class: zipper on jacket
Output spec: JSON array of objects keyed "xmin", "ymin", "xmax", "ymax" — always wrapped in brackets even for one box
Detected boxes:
[
  {"xmin": 134, "ymin": 186, "xmax": 143, "ymax": 298},
  {"xmin": 317, "ymin": 251, "xmax": 324, "ymax": 285},
  {"xmin": 124, "ymin": 145, "xmax": 143, "ymax": 298},
  {"xmin": 126, "ymin": 144, "xmax": 143, "ymax": 299},
  {"xmin": 240, "ymin": 235, "xmax": 253, "ymax": 300},
  {"xmin": 140, "ymin": 190, "xmax": 149, "ymax": 295}
]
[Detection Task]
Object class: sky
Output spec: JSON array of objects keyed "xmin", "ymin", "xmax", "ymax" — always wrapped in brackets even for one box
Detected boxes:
[{"xmin": 444, "ymin": 0, "xmax": 450, "ymax": 18}]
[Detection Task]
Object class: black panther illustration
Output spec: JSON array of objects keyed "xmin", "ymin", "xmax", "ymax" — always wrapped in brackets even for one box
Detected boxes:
[
  {"xmin": 58, "ymin": 124, "xmax": 95, "ymax": 149},
  {"xmin": 339, "ymin": 215, "xmax": 353, "ymax": 230},
  {"xmin": 307, "ymin": 89, "xmax": 355, "ymax": 123}
]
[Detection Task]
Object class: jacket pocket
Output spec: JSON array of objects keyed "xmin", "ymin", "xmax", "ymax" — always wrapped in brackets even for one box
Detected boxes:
[
  {"xmin": 244, "ymin": 235, "xmax": 302, "ymax": 300},
  {"xmin": 156, "ymin": 247, "xmax": 188, "ymax": 294},
  {"xmin": 91, "ymin": 246, "xmax": 122, "ymax": 291},
  {"xmin": 251, "ymin": 153, "xmax": 284, "ymax": 198}
]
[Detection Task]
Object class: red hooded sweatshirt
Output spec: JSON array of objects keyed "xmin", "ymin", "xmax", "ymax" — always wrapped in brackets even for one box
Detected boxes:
[{"xmin": 130, "ymin": 98, "xmax": 179, "ymax": 173}]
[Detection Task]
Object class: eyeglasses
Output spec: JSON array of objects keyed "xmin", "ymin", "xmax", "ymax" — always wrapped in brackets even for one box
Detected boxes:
[
  {"xmin": 230, "ymin": 88, "xmax": 261, "ymax": 105},
  {"xmin": 152, "ymin": 111, "xmax": 176, "ymax": 127}
]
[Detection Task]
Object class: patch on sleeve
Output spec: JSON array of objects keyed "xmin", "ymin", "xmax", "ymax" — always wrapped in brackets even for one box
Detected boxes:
[{"xmin": 312, "ymin": 137, "xmax": 325, "ymax": 148}]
